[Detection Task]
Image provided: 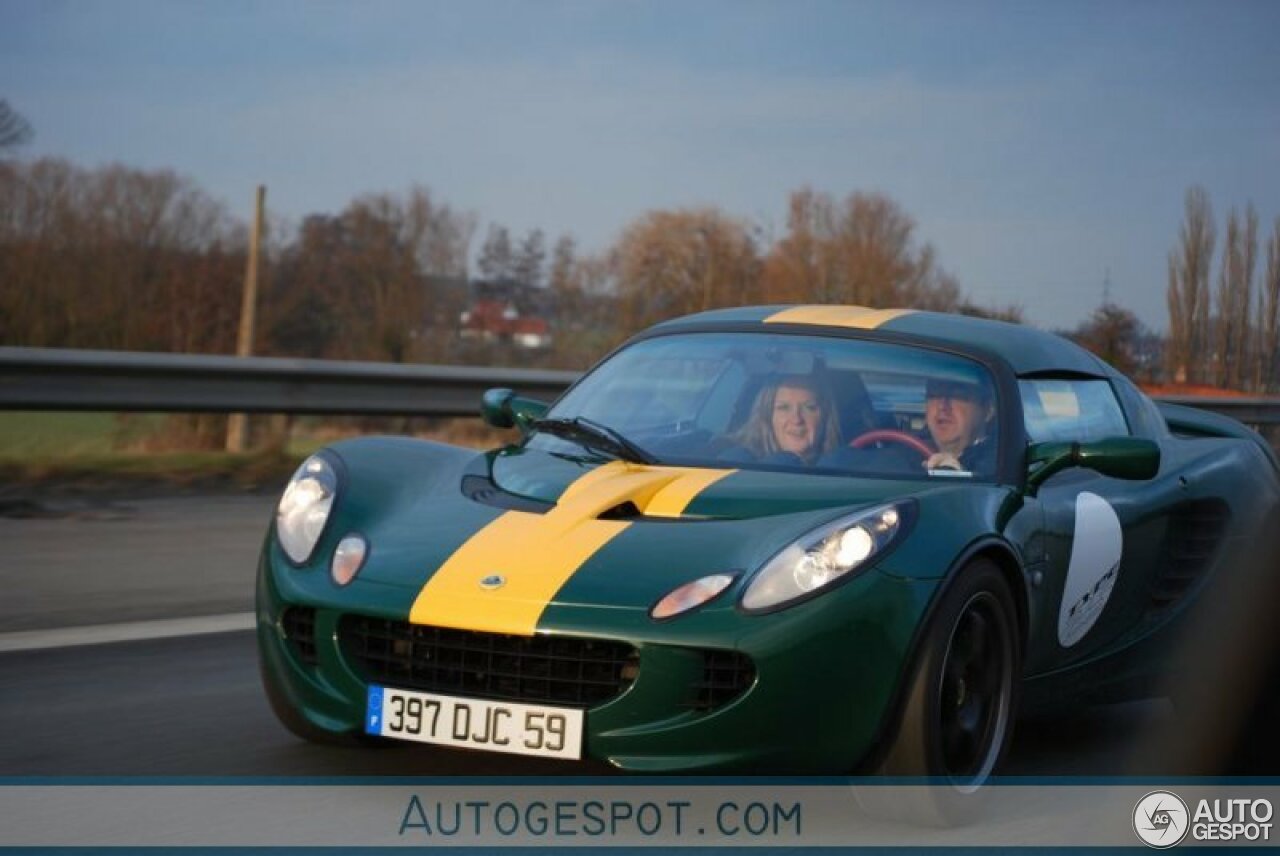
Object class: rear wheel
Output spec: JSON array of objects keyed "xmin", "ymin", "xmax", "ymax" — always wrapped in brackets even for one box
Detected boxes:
[{"xmin": 864, "ymin": 559, "xmax": 1021, "ymax": 824}]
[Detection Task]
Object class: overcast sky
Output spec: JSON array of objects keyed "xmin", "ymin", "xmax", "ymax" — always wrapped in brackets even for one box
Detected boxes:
[{"xmin": 4, "ymin": 0, "xmax": 1278, "ymax": 331}]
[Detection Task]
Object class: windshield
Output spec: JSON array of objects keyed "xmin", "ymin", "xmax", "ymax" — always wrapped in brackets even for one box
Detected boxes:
[{"xmin": 531, "ymin": 332, "xmax": 1002, "ymax": 481}]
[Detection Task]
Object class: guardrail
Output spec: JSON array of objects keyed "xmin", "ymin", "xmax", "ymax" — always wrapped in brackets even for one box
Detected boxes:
[
  {"xmin": 0, "ymin": 347, "xmax": 578, "ymax": 417},
  {"xmin": 1, "ymin": 347, "xmax": 1278, "ymax": 433},
  {"xmin": 1149, "ymin": 395, "xmax": 1280, "ymax": 427}
]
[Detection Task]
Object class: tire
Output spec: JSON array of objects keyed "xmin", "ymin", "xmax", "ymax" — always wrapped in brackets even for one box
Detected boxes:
[{"xmin": 861, "ymin": 559, "xmax": 1022, "ymax": 825}]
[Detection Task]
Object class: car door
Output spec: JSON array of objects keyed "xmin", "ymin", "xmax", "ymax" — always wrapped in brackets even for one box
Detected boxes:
[{"xmin": 1019, "ymin": 377, "xmax": 1180, "ymax": 674}]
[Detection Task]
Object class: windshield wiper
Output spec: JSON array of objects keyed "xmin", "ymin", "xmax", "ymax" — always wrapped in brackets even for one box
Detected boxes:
[{"xmin": 531, "ymin": 417, "xmax": 657, "ymax": 465}]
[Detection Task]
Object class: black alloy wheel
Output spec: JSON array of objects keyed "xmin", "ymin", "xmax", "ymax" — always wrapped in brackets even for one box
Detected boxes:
[
  {"xmin": 937, "ymin": 589, "xmax": 1016, "ymax": 787},
  {"xmin": 864, "ymin": 558, "xmax": 1021, "ymax": 825}
]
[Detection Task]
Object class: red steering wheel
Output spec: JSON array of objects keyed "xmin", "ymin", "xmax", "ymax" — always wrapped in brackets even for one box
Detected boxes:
[{"xmin": 850, "ymin": 429, "xmax": 933, "ymax": 457}]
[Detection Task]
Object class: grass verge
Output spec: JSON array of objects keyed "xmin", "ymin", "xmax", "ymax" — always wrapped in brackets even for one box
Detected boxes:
[{"xmin": 0, "ymin": 450, "xmax": 304, "ymax": 498}]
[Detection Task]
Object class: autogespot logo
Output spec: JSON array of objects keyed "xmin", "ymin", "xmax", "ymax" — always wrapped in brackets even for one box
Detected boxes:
[{"xmin": 1134, "ymin": 791, "xmax": 1190, "ymax": 848}]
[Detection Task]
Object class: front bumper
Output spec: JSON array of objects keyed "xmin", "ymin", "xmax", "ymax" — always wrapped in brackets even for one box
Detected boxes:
[{"xmin": 257, "ymin": 545, "xmax": 939, "ymax": 774}]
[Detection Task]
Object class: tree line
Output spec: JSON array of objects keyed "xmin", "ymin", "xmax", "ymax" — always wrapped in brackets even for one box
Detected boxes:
[
  {"xmin": 2, "ymin": 154, "xmax": 1020, "ymax": 369},
  {"xmin": 1166, "ymin": 186, "xmax": 1280, "ymax": 392},
  {"xmin": 2, "ymin": 91, "xmax": 1273, "ymax": 393}
]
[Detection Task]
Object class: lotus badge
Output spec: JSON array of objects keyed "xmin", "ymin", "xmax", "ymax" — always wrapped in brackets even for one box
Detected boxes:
[{"xmin": 479, "ymin": 574, "xmax": 506, "ymax": 591}]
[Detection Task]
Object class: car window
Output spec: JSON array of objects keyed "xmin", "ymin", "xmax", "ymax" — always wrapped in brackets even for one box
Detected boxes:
[
  {"xmin": 538, "ymin": 331, "xmax": 1001, "ymax": 481},
  {"xmin": 1111, "ymin": 374, "xmax": 1168, "ymax": 439},
  {"xmin": 1019, "ymin": 379, "xmax": 1130, "ymax": 443}
]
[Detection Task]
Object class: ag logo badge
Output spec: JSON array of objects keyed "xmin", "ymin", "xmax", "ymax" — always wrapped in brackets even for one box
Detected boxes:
[{"xmin": 1133, "ymin": 790, "xmax": 1189, "ymax": 848}]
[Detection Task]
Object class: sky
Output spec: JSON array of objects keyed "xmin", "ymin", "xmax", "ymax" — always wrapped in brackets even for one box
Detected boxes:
[{"xmin": 3, "ymin": 0, "xmax": 1279, "ymax": 332}]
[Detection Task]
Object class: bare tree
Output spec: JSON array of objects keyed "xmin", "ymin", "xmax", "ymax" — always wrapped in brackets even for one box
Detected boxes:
[
  {"xmin": 762, "ymin": 188, "xmax": 960, "ymax": 311},
  {"xmin": 1069, "ymin": 303, "xmax": 1144, "ymax": 377},
  {"xmin": 1167, "ymin": 186, "xmax": 1216, "ymax": 384},
  {"xmin": 0, "ymin": 100, "xmax": 33, "ymax": 151},
  {"xmin": 613, "ymin": 207, "xmax": 761, "ymax": 333},
  {"xmin": 477, "ymin": 224, "xmax": 513, "ymax": 281},
  {"xmin": 0, "ymin": 157, "xmax": 240, "ymax": 353},
  {"xmin": 1214, "ymin": 205, "xmax": 1259, "ymax": 389},
  {"xmin": 1242, "ymin": 205, "xmax": 1260, "ymax": 388},
  {"xmin": 550, "ymin": 250, "xmax": 621, "ymax": 367},
  {"xmin": 548, "ymin": 234, "xmax": 576, "ymax": 296},
  {"xmin": 762, "ymin": 188, "xmax": 840, "ymax": 303},
  {"xmin": 512, "ymin": 228, "xmax": 546, "ymax": 287},
  {"xmin": 547, "ymin": 233, "xmax": 577, "ymax": 335},
  {"xmin": 1258, "ymin": 218, "xmax": 1280, "ymax": 393},
  {"xmin": 264, "ymin": 187, "xmax": 473, "ymax": 363}
]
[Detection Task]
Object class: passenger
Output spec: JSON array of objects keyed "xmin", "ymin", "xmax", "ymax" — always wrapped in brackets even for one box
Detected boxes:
[
  {"xmin": 722, "ymin": 375, "xmax": 841, "ymax": 466},
  {"xmin": 923, "ymin": 377, "xmax": 996, "ymax": 473}
]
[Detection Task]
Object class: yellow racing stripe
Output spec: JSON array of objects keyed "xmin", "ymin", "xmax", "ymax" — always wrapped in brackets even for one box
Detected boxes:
[
  {"xmin": 644, "ymin": 467, "xmax": 731, "ymax": 518},
  {"xmin": 764, "ymin": 305, "xmax": 915, "ymax": 329},
  {"xmin": 409, "ymin": 462, "xmax": 735, "ymax": 636}
]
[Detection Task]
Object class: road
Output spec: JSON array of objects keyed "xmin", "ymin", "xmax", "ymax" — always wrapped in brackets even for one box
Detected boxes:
[
  {"xmin": 0, "ymin": 492, "xmax": 1176, "ymax": 777},
  {"xmin": 1, "ymin": 493, "xmax": 272, "ymax": 632}
]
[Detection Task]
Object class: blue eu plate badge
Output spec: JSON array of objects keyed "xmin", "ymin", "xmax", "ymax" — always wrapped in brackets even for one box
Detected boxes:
[{"xmin": 365, "ymin": 685, "xmax": 384, "ymax": 735}]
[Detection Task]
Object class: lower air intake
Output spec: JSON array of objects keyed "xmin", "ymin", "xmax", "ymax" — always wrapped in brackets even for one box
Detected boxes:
[{"xmin": 338, "ymin": 616, "xmax": 639, "ymax": 708}]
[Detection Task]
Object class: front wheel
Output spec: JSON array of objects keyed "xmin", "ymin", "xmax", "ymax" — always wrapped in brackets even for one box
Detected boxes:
[{"xmin": 866, "ymin": 559, "xmax": 1021, "ymax": 823}]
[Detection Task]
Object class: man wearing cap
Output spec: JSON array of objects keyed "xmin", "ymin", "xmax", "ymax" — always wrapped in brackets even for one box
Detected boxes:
[{"xmin": 923, "ymin": 377, "xmax": 996, "ymax": 474}]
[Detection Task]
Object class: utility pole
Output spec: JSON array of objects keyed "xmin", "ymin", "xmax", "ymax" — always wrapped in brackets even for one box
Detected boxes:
[{"xmin": 226, "ymin": 185, "xmax": 266, "ymax": 453}]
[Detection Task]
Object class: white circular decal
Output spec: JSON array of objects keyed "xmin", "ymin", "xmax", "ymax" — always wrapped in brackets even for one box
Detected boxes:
[{"xmin": 1057, "ymin": 491, "xmax": 1123, "ymax": 647}]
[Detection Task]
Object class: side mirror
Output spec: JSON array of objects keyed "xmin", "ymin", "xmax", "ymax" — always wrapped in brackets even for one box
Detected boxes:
[
  {"xmin": 1025, "ymin": 437, "xmax": 1160, "ymax": 495},
  {"xmin": 481, "ymin": 388, "xmax": 549, "ymax": 435}
]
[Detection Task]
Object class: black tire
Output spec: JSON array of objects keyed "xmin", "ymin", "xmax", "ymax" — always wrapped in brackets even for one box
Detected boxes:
[{"xmin": 862, "ymin": 559, "xmax": 1022, "ymax": 825}]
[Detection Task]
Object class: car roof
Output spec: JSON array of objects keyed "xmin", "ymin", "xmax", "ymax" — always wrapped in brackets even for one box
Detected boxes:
[{"xmin": 647, "ymin": 305, "xmax": 1112, "ymax": 378}]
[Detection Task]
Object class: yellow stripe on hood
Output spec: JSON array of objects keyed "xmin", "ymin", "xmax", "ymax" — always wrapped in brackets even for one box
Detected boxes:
[
  {"xmin": 764, "ymin": 305, "xmax": 914, "ymax": 329},
  {"xmin": 409, "ymin": 461, "xmax": 735, "ymax": 636}
]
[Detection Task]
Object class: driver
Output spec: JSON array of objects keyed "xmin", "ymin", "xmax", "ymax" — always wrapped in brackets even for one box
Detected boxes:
[
  {"xmin": 721, "ymin": 374, "xmax": 841, "ymax": 466},
  {"xmin": 922, "ymin": 377, "xmax": 996, "ymax": 473}
]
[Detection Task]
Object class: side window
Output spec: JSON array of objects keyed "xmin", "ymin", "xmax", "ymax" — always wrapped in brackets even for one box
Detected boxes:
[
  {"xmin": 1019, "ymin": 379, "xmax": 1130, "ymax": 443},
  {"xmin": 1111, "ymin": 375, "xmax": 1168, "ymax": 438}
]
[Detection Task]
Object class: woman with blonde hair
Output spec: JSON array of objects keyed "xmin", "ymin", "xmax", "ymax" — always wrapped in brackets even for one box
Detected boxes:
[{"xmin": 724, "ymin": 374, "xmax": 842, "ymax": 465}]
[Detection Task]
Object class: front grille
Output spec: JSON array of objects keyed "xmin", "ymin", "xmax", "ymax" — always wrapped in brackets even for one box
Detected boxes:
[
  {"xmin": 281, "ymin": 607, "xmax": 319, "ymax": 666},
  {"xmin": 686, "ymin": 650, "xmax": 756, "ymax": 712},
  {"xmin": 339, "ymin": 616, "xmax": 639, "ymax": 708}
]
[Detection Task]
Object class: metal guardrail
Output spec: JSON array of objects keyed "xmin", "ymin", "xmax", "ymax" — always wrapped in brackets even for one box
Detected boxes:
[
  {"xmin": 1150, "ymin": 395, "xmax": 1280, "ymax": 426},
  {"xmin": 0, "ymin": 347, "xmax": 579, "ymax": 417},
  {"xmin": 1, "ymin": 347, "xmax": 1278, "ymax": 429}
]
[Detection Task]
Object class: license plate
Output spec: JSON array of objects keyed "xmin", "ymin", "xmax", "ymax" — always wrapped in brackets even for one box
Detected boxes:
[{"xmin": 365, "ymin": 685, "xmax": 584, "ymax": 760}]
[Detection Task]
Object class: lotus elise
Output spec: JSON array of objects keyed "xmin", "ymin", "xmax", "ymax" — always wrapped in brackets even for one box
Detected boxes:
[{"xmin": 256, "ymin": 305, "xmax": 1280, "ymax": 784}]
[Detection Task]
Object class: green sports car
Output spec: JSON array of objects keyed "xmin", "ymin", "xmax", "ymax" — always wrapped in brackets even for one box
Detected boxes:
[{"xmin": 256, "ymin": 305, "xmax": 1280, "ymax": 784}]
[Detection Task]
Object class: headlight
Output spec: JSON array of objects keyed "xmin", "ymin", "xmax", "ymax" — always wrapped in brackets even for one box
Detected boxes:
[
  {"xmin": 276, "ymin": 454, "xmax": 340, "ymax": 564},
  {"xmin": 741, "ymin": 502, "xmax": 913, "ymax": 612}
]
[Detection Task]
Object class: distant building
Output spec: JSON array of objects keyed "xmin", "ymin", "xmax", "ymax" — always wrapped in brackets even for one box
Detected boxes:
[{"xmin": 458, "ymin": 279, "xmax": 554, "ymax": 350}]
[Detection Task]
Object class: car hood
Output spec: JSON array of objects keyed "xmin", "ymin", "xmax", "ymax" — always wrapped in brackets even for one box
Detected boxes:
[
  {"xmin": 490, "ymin": 446, "xmax": 923, "ymax": 518},
  {"xmin": 331, "ymin": 440, "xmax": 1013, "ymax": 635}
]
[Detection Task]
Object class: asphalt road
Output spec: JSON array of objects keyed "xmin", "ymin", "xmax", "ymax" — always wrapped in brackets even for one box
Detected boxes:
[
  {"xmin": 0, "ymin": 492, "xmax": 1176, "ymax": 777},
  {"xmin": 1, "ymin": 493, "xmax": 273, "ymax": 632},
  {"xmin": 0, "ymin": 628, "xmax": 1173, "ymax": 776}
]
